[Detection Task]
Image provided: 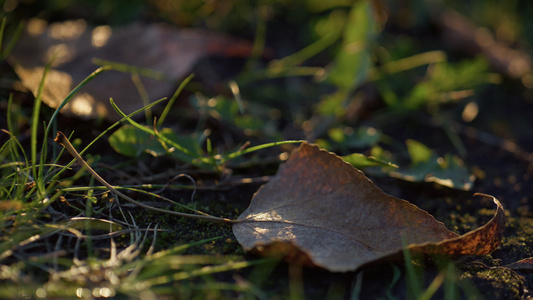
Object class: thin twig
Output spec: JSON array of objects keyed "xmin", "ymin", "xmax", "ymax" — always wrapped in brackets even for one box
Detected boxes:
[{"xmin": 54, "ymin": 131, "xmax": 237, "ymax": 224}]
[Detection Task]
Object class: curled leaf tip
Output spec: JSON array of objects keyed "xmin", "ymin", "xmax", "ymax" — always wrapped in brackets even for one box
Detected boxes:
[{"xmin": 54, "ymin": 131, "xmax": 66, "ymax": 144}]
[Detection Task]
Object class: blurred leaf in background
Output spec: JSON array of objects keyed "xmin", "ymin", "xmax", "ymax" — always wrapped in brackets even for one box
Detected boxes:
[
  {"xmin": 316, "ymin": 125, "xmax": 381, "ymax": 152},
  {"xmin": 390, "ymin": 139, "xmax": 474, "ymax": 190},
  {"xmin": 378, "ymin": 55, "xmax": 499, "ymax": 112},
  {"xmin": 326, "ymin": 0, "xmax": 378, "ymax": 90},
  {"xmin": 315, "ymin": 0, "xmax": 380, "ymax": 117}
]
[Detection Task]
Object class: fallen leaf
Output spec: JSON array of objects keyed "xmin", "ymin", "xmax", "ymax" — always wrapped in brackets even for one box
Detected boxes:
[
  {"xmin": 233, "ymin": 142, "xmax": 504, "ymax": 272},
  {"xmin": 505, "ymin": 258, "xmax": 533, "ymax": 272},
  {"xmin": 10, "ymin": 19, "xmax": 253, "ymax": 121}
]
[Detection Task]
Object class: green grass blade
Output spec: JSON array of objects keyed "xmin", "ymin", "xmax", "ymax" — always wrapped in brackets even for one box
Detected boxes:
[
  {"xmin": 157, "ymin": 74, "xmax": 194, "ymax": 128},
  {"xmin": 222, "ymin": 140, "xmax": 304, "ymax": 162},
  {"xmin": 92, "ymin": 58, "xmax": 169, "ymax": 81},
  {"xmin": 31, "ymin": 58, "xmax": 54, "ymax": 198},
  {"xmin": 2, "ymin": 132, "xmax": 29, "ymax": 172},
  {"xmin": 6, "ymin": 94, "xmax": 15, "ymax": 136},
  {"xmin": 130, "ymin": 72, "xmax": 152, "ymax": 121},
  {"xmin": 242, "ymin": 7, "xmax": 267, "ymax": 72},
  {"xmin": 239, "ymin": 66, "xmax": 325, "ymax": 84},
  {"xmin": 109, "ymin": 98, "xmax": 203, "ymax": 163},
  {"xmin": 369, "ymin": 51, "xmax": 447, "ymax": 81},
  {"xmin": 0, "ymin": 18, "xmax": 5, "ymax": 60},
  {"xmin": 49, "ymin": 98, "xmax": 167, "ymax": 181},
  {"xmin": 62, "ymin": 185, "xmax": 203, "ymax": 216},
  {"xmin": 42, "ymin": 66, "xmax": 112, "ymax": 183},
  {"xmin": 270, "ymin": 30, "xmax": 340, "ymax": 71},
  {"xmin": 0, "ymin": 141, "xmax": 16, "ymax": 159},
  {"xmin": 142, "ymin": 258, "xmax": 274, "ymax": 287},
  {"xmin": 402, "ymin": 243, "xmax": 422, "ymax": 299},
  {"xmin": 0, "ymin": 18, "xmax": 24, "ymax": 61},
  {"xmin": 45, "ymin": 66, "xmax": 112, "ymax": 134},
  {"xmin": 419, "ymin": 272, "xmax": 445, "ymax": 300},
  {"xmin": 0, "ymin": 134, "xmax": 28, "ymax": 200}
]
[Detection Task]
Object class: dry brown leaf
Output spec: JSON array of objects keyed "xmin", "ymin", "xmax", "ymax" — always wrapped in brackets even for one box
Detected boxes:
[
  {"xmin": 233, "ymin": 142, "xmax": 505, "ymax": 272},
  {"xmin": 10, "ymin": 19, "xmax": 253, "ymax": 121},
  {"xmin": 505, "ymin": 258, "xmax": 533, "ymax": 272}
]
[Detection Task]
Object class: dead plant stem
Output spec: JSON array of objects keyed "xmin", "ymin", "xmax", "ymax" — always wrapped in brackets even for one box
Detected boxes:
[{"xmin": 54, "ymin": 131, "xmax": 237, "ymax": 224}]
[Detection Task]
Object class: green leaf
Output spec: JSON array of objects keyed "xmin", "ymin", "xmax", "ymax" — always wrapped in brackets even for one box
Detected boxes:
[
  {"xmin": 109, "ymin": 98, "xmax": 207, "ymax": 166},
  {"xmin": 425, "ymin": 154, "xmax": 474, "ymax": 190},
  {"xmin": 108, "ymin": 125, "xmax": 203, "ymax": 163},
  {"xmin": 391, "ymin": 140, "xmax": 474, "ymax": 190},
  {"xmin": 109, "ymin": 125, "xmax": 153, "ymax": 157},
  {"xmin": 316, "ymin": 91, "xmax": 345, "ymax": 116},
  {"xmin": 327, "ymin": 1, "xmax": 378, "ymax": 90},
  {"xmin": 211, "ymin": 96, "xmax": 240, "ymax": 122},
  {"xmin": 392, "ymin": 57, "xmax": 495, "ymax": 111},
  {"xmin": 406, "ymin": 139, "xmax": 432, "ymax": 166}
]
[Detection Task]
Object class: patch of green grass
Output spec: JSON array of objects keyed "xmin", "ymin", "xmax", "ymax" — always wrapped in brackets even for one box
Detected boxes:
[{"xmin": 0, "ymin": 37, "xmax": 298, "ymax": 299}]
